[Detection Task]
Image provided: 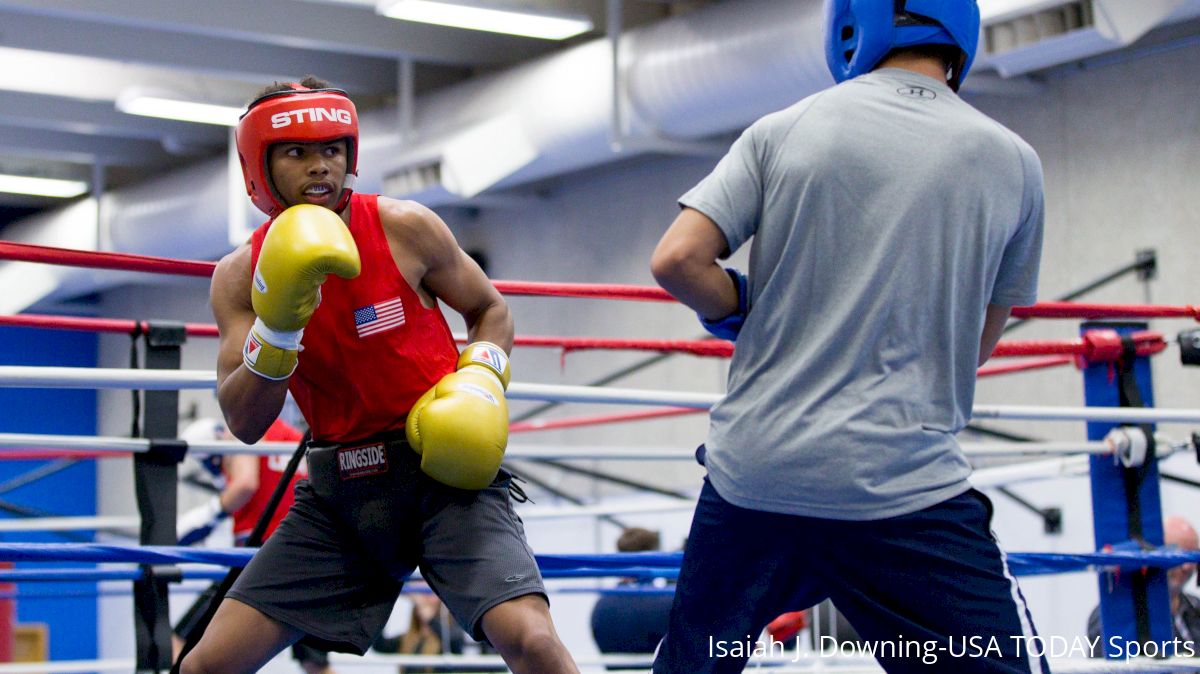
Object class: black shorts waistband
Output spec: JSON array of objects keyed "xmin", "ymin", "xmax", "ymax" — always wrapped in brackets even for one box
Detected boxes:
[
  {"xmin": 306, "ymin": 430, "xmax": 414, "ymax": 483},
  {"xmin": 306, "ymin": 430, "xmax": 526, "ymax": 502}
]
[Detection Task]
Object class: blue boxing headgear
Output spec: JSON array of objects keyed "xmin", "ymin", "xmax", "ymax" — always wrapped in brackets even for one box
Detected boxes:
[{"xmin": 825, "ymin": 0, "xmax": 981, "ymax": 91}]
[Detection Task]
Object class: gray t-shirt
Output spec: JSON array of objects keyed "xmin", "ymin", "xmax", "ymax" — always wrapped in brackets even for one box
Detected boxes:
[{"xmin": 680, "ymin": 68, "xmax": 1044, "ymax": 520}]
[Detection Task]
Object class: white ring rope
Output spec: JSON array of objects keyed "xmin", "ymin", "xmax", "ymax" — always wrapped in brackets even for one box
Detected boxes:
[
  {"xmin": 973, "ymin": 404, "xmax": 1200, "ymax": 425},
  {"xmin": 0, "ymin": 434, "xmax": 709, "ymax": 459},
  {"xmin": 962, "ymin": 442, "xmax": 1109, "ymax": 457},
  {"xmin": 0, "ymin": 366, "xmax": 216, "ymax": 390},
  {"xmin": 0, "ymin": 433, "xmax": 158, "ymax": 453},
  {"xmin": 0, "ymin": 660, "xmax": 134, "ymax": 673},
  {"xmin": 507, "ymin": 382, "xmax": 719, "ymax": 408},
  {"xmin": 0, "ymin": 515, "xmax": 138, "ymax": 533},
  {"xmin": 3, "ymin": 365, "xmax": 1200, "ymax": 425},
  {"xmin": 0, "ymin": 433, "xmax": 1119, "ymax": 460},
  {"xmin": 970, "ymin": 456, "xmax": 1091, "ymax": 489}
]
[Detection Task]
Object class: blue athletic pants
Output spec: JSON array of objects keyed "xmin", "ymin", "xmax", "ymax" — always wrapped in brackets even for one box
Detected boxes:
[{"xmin": 652, "ymin": 477, "xmax": 1049, "ymax": 673}]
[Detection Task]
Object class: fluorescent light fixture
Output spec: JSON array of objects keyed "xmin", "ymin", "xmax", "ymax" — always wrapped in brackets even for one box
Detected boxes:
[
  {"xmin": 0, "ymin": 173, "xmax": 88, "ymax": 198},
  {"xmin": 377, "ymin": 0, "xmax": 593, "ymax": 40},
  {"xmin": 116, "ymin": 89, "xmax": 242, "ymax": 126}
]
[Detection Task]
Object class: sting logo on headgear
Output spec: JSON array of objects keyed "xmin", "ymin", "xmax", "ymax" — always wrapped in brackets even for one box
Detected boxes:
[
  {"xmin": 270, "ymin": 108, "xmax": 354, "ymax": 129},
  {"xmin": 236, "ymin": 84, "xmax": 360, "ymax": 217}
]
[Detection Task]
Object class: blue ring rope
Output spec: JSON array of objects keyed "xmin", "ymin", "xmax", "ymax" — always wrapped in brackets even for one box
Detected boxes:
[
  {"xmin": 0, "ymin": 583, "xmax": 675, "ymax": 602},
  {"xmin": 0, "ymin": 543, "xmax": 1197, "ymax": 581}
]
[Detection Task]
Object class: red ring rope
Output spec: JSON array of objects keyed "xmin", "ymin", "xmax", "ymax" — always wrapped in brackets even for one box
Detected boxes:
[
  {"xmin": 0, "ymin": 241, "xmax": 214, "ymax": 277},
  {"xmin": 0, "ymin": 314, "xmax": 219, "ymax": 338},
  {"xmin": 0, "ymin": 242, "xmax": 1194, "ymax": 330},
  {"xmin": 511, "ymin": 336, "xmax": 732, "ymax": 357},
  {"xmin": 991, "ymin": 330, "xmax": 1166, "ymax": 360},
  {"xmin": 1012, "ymin": 302, "xmax": 1200, "ymax": 320},
  {"xmin": 977, "ymin": 356, "xmax": 1076, "ymax": 378},
  {"xmin": 510, "ymin": 407, "xmax": 701, "ymax": 434},
  {"xmin": 0, "ymin": 242, "xmax": 677, "ymax": 301},
  {"xmin": 0, "ymin": 313, "xmax": 1171, "ymax": 364},
  {"xmin": 494, "ymin": 281, "xmax": 673, "ymax": 302}
]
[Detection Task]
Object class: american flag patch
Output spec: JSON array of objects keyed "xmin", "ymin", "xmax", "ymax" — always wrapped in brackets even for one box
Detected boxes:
[{"xmin": 353, "ymin": 297, "xmax": 406, "ymax": 338}]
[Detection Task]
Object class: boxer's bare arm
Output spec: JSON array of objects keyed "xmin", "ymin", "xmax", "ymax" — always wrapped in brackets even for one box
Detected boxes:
[
  {"xmin": 651, "ymin": 208, "xmax": 738, "ymax": 320},
  {"xmin": 378, "ymin": 197, "xmax": 513, "ymax": 350},
  {"xmin": 221, "ymin": 455, "xmax": 261, "ymax": 513},
  {"xmin": 211, "ymin": 245, "xmax": 289, "ymax": 443}
]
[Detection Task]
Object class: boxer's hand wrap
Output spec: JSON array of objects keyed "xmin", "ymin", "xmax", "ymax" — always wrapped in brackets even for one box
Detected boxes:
[
  {"xmin": 243, "ymin": 318, "xmax": 302, "ymax": 381},
  {"xmin": 455, "ymin": 341, "xmax": 511, "ymax": 390},
  {"xmin": 245, "ymin": 204, "xmax": 360, "ymax": 381},
  {"xmin": 699, "ymin": 268, "xmax": 749, "ymax": 341},
  {"xmin": 406, "ymin": 342, "xmax": 511, "ymax": 490}
]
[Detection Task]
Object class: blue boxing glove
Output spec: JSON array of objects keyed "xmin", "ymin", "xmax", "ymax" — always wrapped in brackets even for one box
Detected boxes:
[
  {"xmin": 177, "ymin": 496, "xmax": 228, "ymax": 546},
  {"xmin": 699, "ymin": 268, "xmax": 749, "ymax": 341}
]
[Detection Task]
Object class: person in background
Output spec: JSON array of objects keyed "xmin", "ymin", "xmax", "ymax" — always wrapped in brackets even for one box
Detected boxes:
[
  {"xmin": 373, "ymin": 593, "xmax": 502, "ymax": 673},
  {"xmin": 174, "ymin": 416, "xmax": 333, "ymax": 674},
  {"xmin": 1088, "ymin": 515, "xmax": 1200, "ymax": 657},
  {"xmin": 591, "ymin": 528, "xmax": 674, "ymax": 669}
]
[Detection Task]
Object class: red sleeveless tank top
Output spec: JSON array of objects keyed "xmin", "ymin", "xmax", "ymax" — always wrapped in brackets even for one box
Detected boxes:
[
  {"xmin": 231, "ymin": 418, "xmax": 306, "ymax": 542},
  {"xmin": 250, "ymin": 193, "xmax": 458, "ymax": 442}
]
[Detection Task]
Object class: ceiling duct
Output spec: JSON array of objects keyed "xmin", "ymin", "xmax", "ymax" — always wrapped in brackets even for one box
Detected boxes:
[
  {"xmin": 0, "ymin": 159, "xmax": 255, "ymax": 313},
  {"xmin": 361, "ymin": 0, "xmax": 831, "ymax": 206},
  {"xmin": 980, "ymin": 0, "xmax": 1200, "ymax": 76}
]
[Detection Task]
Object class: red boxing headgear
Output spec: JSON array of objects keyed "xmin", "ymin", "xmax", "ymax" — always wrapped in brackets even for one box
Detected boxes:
[{"xmin": 236, "ymin": 84, "xmax": 359, "ymax": 217}]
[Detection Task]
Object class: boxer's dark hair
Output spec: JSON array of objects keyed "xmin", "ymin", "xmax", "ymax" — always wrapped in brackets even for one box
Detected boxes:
[
  {"xmin": 251, "ymin": 75, "xmax": 335, "ymax": 103},
  {"xmin": 617, "ymin": 527, "xmax": 661, "ymax": 553}
]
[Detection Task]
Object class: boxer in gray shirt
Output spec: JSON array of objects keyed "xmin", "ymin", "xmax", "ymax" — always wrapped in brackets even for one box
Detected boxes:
[{"xmin": 650, "ymin": 1, "xmax": 1046, "ymax": 672}]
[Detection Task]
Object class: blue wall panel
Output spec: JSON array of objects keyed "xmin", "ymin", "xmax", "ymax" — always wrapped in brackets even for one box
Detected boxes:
[{"xmin": 0, "ymin": 326, "xmax": 98, "ymax": 662}]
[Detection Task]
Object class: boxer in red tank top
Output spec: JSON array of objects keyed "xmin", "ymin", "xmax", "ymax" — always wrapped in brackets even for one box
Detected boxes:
[
  {"xmin": 175, "ymin": 416, "xmax": 306, "ymax": 547},
  {"xmin": 228, "ymin": 418, "xmax": 307, "ymax": 544},
  {"xmin": 182, "ymin": 76, "xmax": 578, "ymax": 674}
]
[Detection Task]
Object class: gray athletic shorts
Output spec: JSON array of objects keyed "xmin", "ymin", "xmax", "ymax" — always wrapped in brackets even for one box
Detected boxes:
[
  {"xmin": 175, "ymin": 582, "xmax": 330, "ymax": 666},
  {"xmin": 226, "ymin": 433, "xmax": 546, "ymax": 655}
]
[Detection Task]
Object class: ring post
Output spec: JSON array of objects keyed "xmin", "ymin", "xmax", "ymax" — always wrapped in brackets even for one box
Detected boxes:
[
  {"xmin": 133, "ymin": 322, "xmax": 186, "ymax": 673},
  {"xmin": 1082, "ymin": 321, "xmax": 1172, "ymax": 657}
]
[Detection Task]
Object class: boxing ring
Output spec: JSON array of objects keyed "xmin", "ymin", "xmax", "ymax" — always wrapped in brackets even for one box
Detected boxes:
[{"xmin": 2, "ymin": 241, "xmax": 1200, "ymax": 672}]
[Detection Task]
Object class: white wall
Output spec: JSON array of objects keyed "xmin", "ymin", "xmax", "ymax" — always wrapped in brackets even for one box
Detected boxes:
[
  {"xmin": 83, "ymin": 38, "xmax": 1200, "ymax": 665},
  {"xmin": 966, "ymin": 38, "xmax": 1200, "ymax": 642}
]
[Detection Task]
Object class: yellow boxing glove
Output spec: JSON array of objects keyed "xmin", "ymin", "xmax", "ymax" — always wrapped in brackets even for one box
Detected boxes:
[
  {"xmin": 243, "ymin": 205, "xmax": 361, "ymax": 380},
  {"xmin": 406, "ymin": 342, "xmax": 511, "ymax": 490}
]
